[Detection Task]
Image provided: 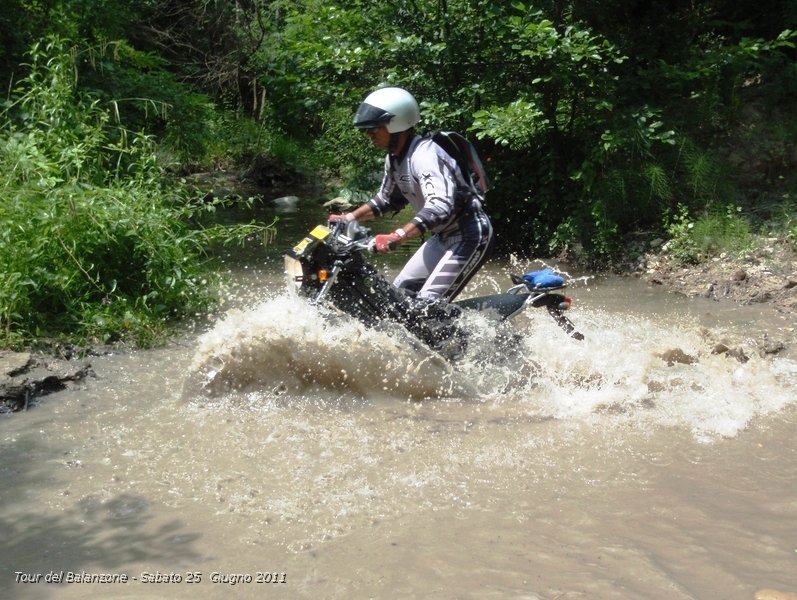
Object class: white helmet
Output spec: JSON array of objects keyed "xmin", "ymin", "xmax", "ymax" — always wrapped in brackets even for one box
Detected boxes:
[{"xmin": 353, "ymin": 87, "xmax": 420, "ymax": 133}]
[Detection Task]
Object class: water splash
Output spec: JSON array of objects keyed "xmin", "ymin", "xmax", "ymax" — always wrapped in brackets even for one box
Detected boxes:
[
  {"xmin": 184, "ymin": 289, "xmax": 797, "ymax": 441},
  {"xmin": 486, "ymin": 306, "xmax": 797, "ymax": 441},
  {"xmin": 185, "ymin": 293, "xmax": 476, "ymax": 402}
]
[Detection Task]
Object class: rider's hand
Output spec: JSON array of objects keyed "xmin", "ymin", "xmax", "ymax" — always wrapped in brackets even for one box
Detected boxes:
[
  {"xmin": 374, "ymin": 232, "xmax": 402, "ymax": 253},
  {"xmin": 328, "ymin": 212, "xmax": 355, "ymax": 224}
]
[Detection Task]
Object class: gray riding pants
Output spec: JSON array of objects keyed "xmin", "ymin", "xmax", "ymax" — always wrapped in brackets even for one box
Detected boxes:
[{"xmin": 393, "ymin": 208, "xmax": 494, "ymax": 301}]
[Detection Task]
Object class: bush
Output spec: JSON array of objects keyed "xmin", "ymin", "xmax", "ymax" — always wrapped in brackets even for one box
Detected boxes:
[
  {"xmin": 0, "ymin": 39, "xmax": 273, "ymax": 348},
  {"xmin": 663, "ymin": 204, "xmax": 751, "ymax": 264}
]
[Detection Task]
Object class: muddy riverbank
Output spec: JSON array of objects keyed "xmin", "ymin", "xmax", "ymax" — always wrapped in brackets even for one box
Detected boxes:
[{"xmin": 640, "ymin": 235, "xmax": 797, "ymax": 316}]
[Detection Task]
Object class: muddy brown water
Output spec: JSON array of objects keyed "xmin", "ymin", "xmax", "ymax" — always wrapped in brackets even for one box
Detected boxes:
[{"xmin": 2, "ymin": 200, "xmax": 796, "ymax": 600}]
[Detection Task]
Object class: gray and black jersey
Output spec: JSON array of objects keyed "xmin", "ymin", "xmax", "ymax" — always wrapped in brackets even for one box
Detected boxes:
[{"xmin": 368, "ymin": 134, "xmax": 494, "ymax": 301}]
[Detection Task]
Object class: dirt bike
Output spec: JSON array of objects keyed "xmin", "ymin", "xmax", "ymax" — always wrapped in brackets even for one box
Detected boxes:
[{"xmin": 283, "ymin": 220, "xmax": 583, "ymax": 360}]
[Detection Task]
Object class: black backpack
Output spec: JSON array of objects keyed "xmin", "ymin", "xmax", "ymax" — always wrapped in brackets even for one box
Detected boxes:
[{"xmin": 425, "ymin": 130, "xmax": 490, "ymax": 198}]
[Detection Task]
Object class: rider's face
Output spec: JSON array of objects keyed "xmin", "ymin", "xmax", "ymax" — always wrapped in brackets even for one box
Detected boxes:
[{"xmin": 363, "ymin": 125, "xmax": 390, "ymax": 149}]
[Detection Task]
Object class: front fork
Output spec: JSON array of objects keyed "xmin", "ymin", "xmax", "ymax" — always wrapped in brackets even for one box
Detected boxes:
[{"xmin": 312, "ymin": 260, "xmax": 343, "ymax": 305}]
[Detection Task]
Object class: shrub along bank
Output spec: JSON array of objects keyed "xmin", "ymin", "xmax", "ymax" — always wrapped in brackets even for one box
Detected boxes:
[{"xmin": 0, "ymin": 40, "xmax": 273, "ymax": 350}]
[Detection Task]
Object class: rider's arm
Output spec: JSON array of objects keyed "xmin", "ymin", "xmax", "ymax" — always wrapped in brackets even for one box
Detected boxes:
[
  {"xmin": 391, "ymin": 222, "xmax": 420, "ymax": 243},
  {"xmin": 345, "ymin": 204, "xmax": 419, "ymax": 240},
  {"xmin": 348, "ymin": 203, "xmax": 376, "ymax": 222}
]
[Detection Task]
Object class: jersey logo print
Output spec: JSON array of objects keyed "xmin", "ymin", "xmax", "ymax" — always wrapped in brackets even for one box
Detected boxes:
[{"xmin": 421, "ymin": 172, "xmax": 435, "ymax": 193}]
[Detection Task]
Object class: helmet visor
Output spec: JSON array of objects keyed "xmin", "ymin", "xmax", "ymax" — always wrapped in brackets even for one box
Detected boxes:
[{"xmin": 353, "ymin": 102, "xmax": 394, "ymax": 129}]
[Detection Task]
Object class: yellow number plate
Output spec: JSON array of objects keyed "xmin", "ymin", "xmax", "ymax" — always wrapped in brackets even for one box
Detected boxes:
[
  {"xmin": 291, "ymin": 225, "xmax": 331, "ymax": 256},
  {"xmin": 309, "ymin": 225, "xmax": 331, "ymax": 240}
]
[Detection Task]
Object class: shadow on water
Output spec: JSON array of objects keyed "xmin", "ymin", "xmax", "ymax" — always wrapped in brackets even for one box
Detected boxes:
[{"xmin": 0, "ymin": 435, "xmax": 202, "ymax": 599}]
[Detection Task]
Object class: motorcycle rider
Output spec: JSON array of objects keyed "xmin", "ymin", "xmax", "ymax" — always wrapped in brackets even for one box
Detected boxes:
[{"xmin": 330, "ymin": 87, "xmax": 494, "ymax": 302}]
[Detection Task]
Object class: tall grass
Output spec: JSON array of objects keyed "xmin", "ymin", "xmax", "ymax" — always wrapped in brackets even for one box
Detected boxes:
[
  {"xmin": 664, "ymin": 204, "xmax": 751, "ymax": 265},
  {"xmin": 0, "ymin": 39, "xmax": 273, "ymax": 348}
]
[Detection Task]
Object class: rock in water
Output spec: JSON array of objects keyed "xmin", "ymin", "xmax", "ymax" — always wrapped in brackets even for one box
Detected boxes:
[
  {"xmin": 655, "ymin": 348, "xmax": 698, "ymax": 366},
  {"xmin": 272, "ymin": 195, "xmax": 300, "ymax": 213},
  {"xmin": 323, "ymin": 196, "xmax": 353, "ymax": 211},
  {"xmin": 1, "ymin": 351, "xmax": 93, "ymax": 412}
]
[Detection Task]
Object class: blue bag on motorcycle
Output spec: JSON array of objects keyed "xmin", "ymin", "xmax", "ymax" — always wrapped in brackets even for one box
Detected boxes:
[{"xmin": 522, "ymin": 268, "xmax": 565, "ymax": 289}]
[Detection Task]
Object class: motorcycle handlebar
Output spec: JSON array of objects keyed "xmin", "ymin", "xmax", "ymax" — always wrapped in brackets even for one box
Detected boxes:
[
  {"xmin": 326, "ymin": 219, "xmax": 399, "ymax": 253},
  {"xmin": 326, "ymin": 219, "xmax": 374, "ymax": 252}
]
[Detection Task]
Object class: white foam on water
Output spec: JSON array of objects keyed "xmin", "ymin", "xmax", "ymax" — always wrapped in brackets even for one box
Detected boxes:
[
  {"xmin": 486, "ymin": 306, "xmax": 797, "ymax": 441},
  {"xmin": 186, "ymin": 292, "xmax": 476, "ymax": 402},
  {"xmin": 184, "ymin": 289, "xmax": 797, "ymax": 441}
]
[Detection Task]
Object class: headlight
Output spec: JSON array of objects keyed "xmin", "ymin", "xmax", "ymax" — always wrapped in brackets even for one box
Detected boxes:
[{"xmin": 283, "ymin": 255, "xmax": 304, "ymax": 289}]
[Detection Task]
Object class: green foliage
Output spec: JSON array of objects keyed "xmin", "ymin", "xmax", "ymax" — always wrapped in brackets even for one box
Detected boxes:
[
  {"xmin": 33, "ymin": 0, "xmax": 777, "ymax": 267},
  {"xmin": 0, "ymin": 39, "xmax": 274, "ymax": 348},
  {"xmin": 201, "ymin": 110, "xmax": 306, "ymax": 175},
  {"xmin": 663, "ymin": 204, "xmax": 751, "ymax": 265},
  {"xmin": 73, "ymin": 40, "xmax": 218, "ymax": 166},
  {"xmin": 4, "ymin": 0, "xmax": 797, "ymax": 282},
  {"xmin": 788, "ymin": 219, "xmax": 797, "ymax": 252},
  {"xmin": 663, "ymin": 205, "xmax": 701, "ymax": 265},
  {"xmin": 781, "ymin": 195, "xmax": 797, "ymax": 251},
  {"xmin": 472, "ymin": 100, "xmax": 547, "ymax": 148},
  {"xmin": 1, "ymin": 2, "xmax": 220, "ymax": 166},
  {"xmin": 312, "ymin": 103, "xmax": 380, "ymax": 190}
]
